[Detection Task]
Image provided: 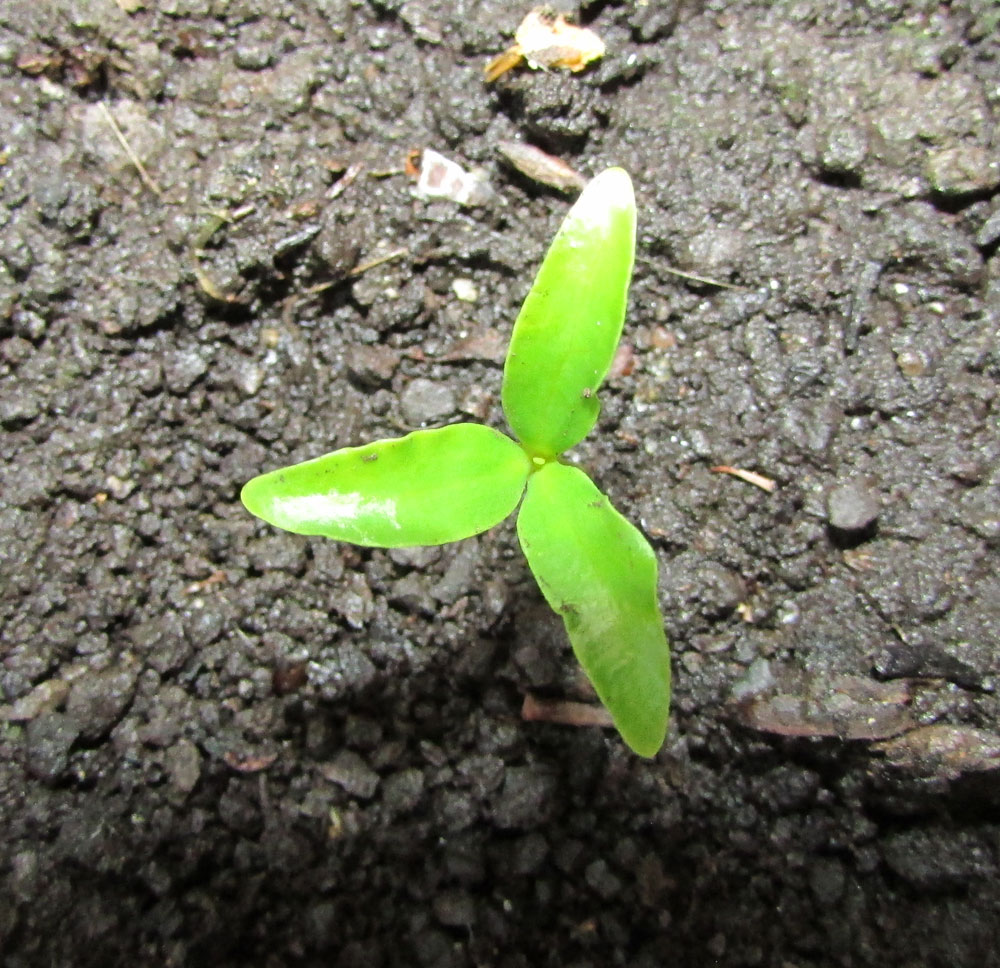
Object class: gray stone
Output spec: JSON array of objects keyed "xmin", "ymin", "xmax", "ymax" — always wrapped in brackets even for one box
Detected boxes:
[
  {"xmin": 925, "ymin": 145, "xmax": 1000, "ymax": 198},
  {"xmin": 431, "ymin": 541, "xmax": 480, "ymax": 605},
  {"xmin": 346, "ymin": 345, "xmax": 400, "ymax": 387},
  {"xmin": 827, "ymin": 481, "xmax": 880, "ymax": 532},
  {"xmin": 400, "ymin": 378, "xmax": 455, "ymax": 426},
  {"xmin": 819, "ymin": 124, "xmax": 868, "ymax": 176},
  {"xmin": 809, "ymin": 857, "xmax": 846, "ymax": 904},
  {"xmin": 129, "ymin": 612, "xmax": 189, "ymax": 675},
  {"xmin": 585, "ymin": 858, "xmax": 623, "ymax": 900},
  {"xmin": 730, "ymin": 658, "xmax": 775, "ymax": 702},
  {"xmin": 381, "ymin": 768, "xmax": 425, "ymax": 816},
  {"xmin": 492, "ymin": 766, "xmax": 557, "ymax": 830},
  {"xmin": 957, "ymin": 487, "xmax": 1000, "ymax": 544},
  {"xmin": 165, "ymin": 738, "xmax": 202, "ymax": 795},
  {"xmin": 164, "ymin": 348, "xmax": 210, "ymax": 394},
  {"xmin": 389, "ymin": 574, "xmax": 436, "ymax": 615},
  {"xmin": 976, "ymin": 209, "xmax": 1000, "ymax": 248},
  {"xmin": 333, "ymin": 572, "xmax": 374, "ymax": 629},
  {"xmin": 509, "ymin": 832, "xmax": 549, "ymax": 875},
  {"xmin": 882, "ymin": 829, "xmax": 996, "ymax": 889},
  {"xmin": 233, "ymin": 360, "xmax": 264, "ymax": 396},
  {"xmin": 249, "ymin": 533, "xmax": 307, "ymax": 575},
  {"xmin": 0, "ymin": 389, "xmax": 41, "ymax": 427},
  {"xmin": 682, "ymin": 226, "xmax": 745, "ymax": 275},
  {"xmin": 25, "ymin": 712, "xmax": 80, "ymax": 783},
  {"xmin": 695, "ymin": 561, "xmax": 746, "ymax": 618},
  {"xmin": 320, "ymin": 750, "xmax": 380, "ymax": 799},
  {"xmin": 66, "ymin": 663, "xmax": 140, "ymax": 742},
  {"xmin": 234, "ymin": 43, "xmax": 275, "ymax": 71},
  {"xmin": 388, "ymin": 546, "xmax": 441, "ymax": 569},
  {"xmin": 432, "ymin": 890, "xmax": 476, "ymax": 928},
  {"xmin": 3, "ymin": 678, "xmax": 69, "ymax": 722},
  {"xmin": 309, "ymin": 643, "xmax": 377, "ymax": 701}
]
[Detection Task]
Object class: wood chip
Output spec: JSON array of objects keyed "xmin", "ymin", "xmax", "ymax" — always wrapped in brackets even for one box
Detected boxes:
[
  {"xmin": 608, "ymin": 342, "xmax": 636, "ymax": 379},
  {"xmin": 439, "ymin": 328, "xmax": 507, "ymax": 366},
  {"xmin": 184, "ymin": 570, "xmax": 227, "ymax": 594},
  {"xmin": 710, "ymin": 465, "xmax": 777, "ymax": 492},
  {"xmin": 522, "ymin": 693, "xmax": 614, "ymax": 728},
  {"xmin": 732, "ymin": 675, "xmax": 915, "ymax": 741},
  {"xmin": 223, "ymin": 751, "xmax": 278, "ymax": 772},
  {"xmin": 329, "ymin": 161, "xmax": 362, "ymax": 199},
  {"xmin": 874, "ymin": 725, "xmax": 1000, "ymax": 778},
  {"xmin": 497, "ymin": 141, "xmax": 587, "ymax": 192}
]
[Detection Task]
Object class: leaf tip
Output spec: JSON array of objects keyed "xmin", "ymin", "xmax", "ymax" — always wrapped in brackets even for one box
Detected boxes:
[
  {"xmin": 621, "ymin": 717, "xmax": 668, "ymax": 759},
  {"xmin": 240, "ymin": 475, "xmax": 266, "ymax": 519},
  {"xmin": 583, "ymin": 166, "xmax": 634, "ymax": 215}
]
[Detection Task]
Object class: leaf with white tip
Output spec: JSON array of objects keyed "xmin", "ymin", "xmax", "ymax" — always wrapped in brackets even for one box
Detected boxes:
[{"xmin": 502, "ymin": 167, "xmax": 636, "ymax": 458}]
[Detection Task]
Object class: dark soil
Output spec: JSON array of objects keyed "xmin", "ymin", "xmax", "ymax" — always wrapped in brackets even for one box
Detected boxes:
[{"xmin": 2, "ymin": 1, "xmax": 1000, "ymax": 966}]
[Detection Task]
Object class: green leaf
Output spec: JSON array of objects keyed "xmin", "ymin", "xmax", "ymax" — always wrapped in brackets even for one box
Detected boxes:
[
  {"xmin": 516, "ymin": 461, "xmax": 670, "ymax": 757},
  {"xmin": 242, "ymin": 423, "xmax": 531, "ymax": 548},
  {"xmin": 502, "ymin": 167, "xmax": 636, "ymax": 459}
]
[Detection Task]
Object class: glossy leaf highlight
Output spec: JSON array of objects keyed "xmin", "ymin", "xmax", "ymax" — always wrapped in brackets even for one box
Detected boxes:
[
  {"xmin": 516, "ymin": 461, "xmax": 670, "ymax": 757},
  {"xmin": 502, "ymin": 167, "xmax": 636, "ymax": 458},
  {"xmin": 242, "ymin": 424, "xmax": 531, "ymax": 548}
]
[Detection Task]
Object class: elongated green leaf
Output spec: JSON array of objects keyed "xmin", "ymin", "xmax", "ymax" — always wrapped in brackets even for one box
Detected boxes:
[
  {"xmin": 502, "ymin": 167, "xmax": 636, "ymax": 459},
  {"xmin": 242, "ymin": 423, "xmax": 531, "ymax": 548},
  {"xmin": 516, "ymin": 461, "xmax": 670, "ymax": 756}
]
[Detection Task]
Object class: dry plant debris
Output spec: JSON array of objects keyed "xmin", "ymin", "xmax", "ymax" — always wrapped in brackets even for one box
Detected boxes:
[
  {"xmin": 522, "ymin": 693, "xmax": 615, "ymax": 729},
  {"xmin": 414, "ymin": 148, "xmax": 492, "ymax": 206},
  {"xmin": 485, "ymin": 8, "xmax": 606, "ymax": 83},
  {"xmin": 497, "ymin": 141, "xmax": 587, "ymax": 192},
  {"xmin": 710, "ymin": 465, "xmax": 778, "ymax": 492}
]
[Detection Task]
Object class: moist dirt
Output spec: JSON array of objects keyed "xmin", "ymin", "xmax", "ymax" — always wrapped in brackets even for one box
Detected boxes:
[{"xmin": 1, "ymin": 1, "xmax": 999, "ymax": 966}]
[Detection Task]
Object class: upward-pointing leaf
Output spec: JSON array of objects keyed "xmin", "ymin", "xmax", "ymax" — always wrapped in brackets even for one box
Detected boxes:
[
  {"xmin": 502, "ymin": 168, "xmax": 636, "ymax": 459},
  {"xmin": 242, "ymin": 423, "xmax": 531, "ymax": 548}
]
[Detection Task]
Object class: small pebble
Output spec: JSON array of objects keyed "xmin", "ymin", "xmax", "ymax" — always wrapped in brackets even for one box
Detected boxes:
[
  {"xmin": 66, "ymin": 663, "xmax": 140, "ymax": 742},
  {"xmin": 3, "ymin": 679, "xmax": 70, "ymax": 722},
  {"xmin": 400, "ymin": 378, "xmax": 455, "ymax": 426},
  {"xmin": 25, "ymin": 712, "xmax": 80, "ymax": 783},
  {"xmin": 451, "ymin": 278, "xmax": 478, "ymax": 302},
  {"xmin": 730, "ymin": 658, "xmax": 775, "ymax": 702},
  {"xmin": 925, "ymin": 145, "xmax": 1000, "ymax": 198},
  {"xmin": 164, "ymin": 348, "xmax": 210, "ymax": 394},
  {"xmin": 896, "ymin": 348, "xmax": 927, "ymax": 377},
  {"xmin": 320, "ymin": 750, "xmax": 380, "ymax": 799},
  {"xmin": 975, "ymin": 209, "xmax": 1000, "ymax": 248},
  {"xmin": 346, "ymin": 345, "xmax": 400, "ymax": 387},
  {"xmin": 827, "ymin": 481, "xmax": 880, "ymax": 532},
  {"xmin": 820, "ymin": 124, "xmax": 868, "ymax": 176},
  {"xmin": 166, "ymin": 738, "xmax": 202, "ymax": 795},
  {"xmin": 432, "ymin": 890, "xmax": 476, "ymax": 928},
  {"xmin": 381, "ymin": 768, "xmax": 425, "ymax": 815},
  {"xmin": 492, "ymin": 766, "xmax": 556, "ymax": 830}
]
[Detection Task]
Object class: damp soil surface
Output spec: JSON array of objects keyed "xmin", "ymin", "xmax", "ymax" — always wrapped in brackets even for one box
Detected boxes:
[{"xmin": 2, "ymin": 2, "xmax": 1000, "ymax": 966}]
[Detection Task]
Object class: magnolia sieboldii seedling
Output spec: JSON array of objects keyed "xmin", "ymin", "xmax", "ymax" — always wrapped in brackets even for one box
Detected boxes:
[{"xmin": 242, "ymin": 169, "xmax": 671, "ymax": 756}]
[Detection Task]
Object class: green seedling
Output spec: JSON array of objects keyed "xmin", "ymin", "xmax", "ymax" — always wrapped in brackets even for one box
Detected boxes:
[{"xmin": 242, "ymin": 169, "xmax": 670, "ymax": 756}]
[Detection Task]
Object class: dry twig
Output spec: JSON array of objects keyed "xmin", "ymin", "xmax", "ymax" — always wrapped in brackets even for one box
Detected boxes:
[
  {"xmin": 522, "ymin": 693, "xmax": 615, "ymax": 728},
  {"xmin": 98, "ymin": 101, "xmax": 163, "ymax": 198},
  {"xmin": 710, "ymin": 465, "xmax": 777, "ymax": 492}
]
